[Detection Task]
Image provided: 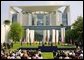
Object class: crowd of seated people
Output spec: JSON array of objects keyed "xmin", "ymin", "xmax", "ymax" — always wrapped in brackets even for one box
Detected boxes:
[
  {"xmin": 1, "ymin": 41, "xmax": 83, "ymax": 59},
  {"xmin": 1, "ymin": 49, "xmax": 43, "ymax": 59},
  {"xmin": 53, "ymin": 46, "xmax": 83, "ymax": 59}
]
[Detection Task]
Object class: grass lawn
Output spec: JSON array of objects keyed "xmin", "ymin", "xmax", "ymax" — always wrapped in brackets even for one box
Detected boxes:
[
  {"xmin": 10, "ymin": 42, "xmax": 76, "ymax": 50},
  {"xmin": 42, "ymin": 52, "xmax": 53, "ymax": 59}
]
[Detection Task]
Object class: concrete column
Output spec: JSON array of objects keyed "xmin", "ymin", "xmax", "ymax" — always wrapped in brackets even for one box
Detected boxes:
[
  {"xmin": 28, "ymin": 13, "xmax": 32, "ymax": 26},
  {"xmin": 49, "ymin": 12, "xmax": 52, "ymax": 26},
  {"xmin": 24, "ymin": 12, "xmax": 30, "ymax": 42},
  {"xmin": 56, "ymin": 30, "xmax": 59, "ymax": 43},
  {"xmin": 26, "ymin": 29, "xmax": 30, "ymax": 43},
  {"xmin": 28, "ymin": 13, "xmax": 31, "ymax": 43},
  {"xmin": 67, "ymin": 6, "xmax": 70, "ymax": 25},
  {"xmin": 61, "ymin": 27, "xmax": 65, "ymax": 43},
  {"xmin": 52, "ymin": 29, "xmax": 55, "ymax": 43},
  {"xmin": 28, "ymin": 13, "xmax": 35, "ymax": 43},
  {"xmin": 58, "ymin": 12, "xmax": 62, "ymax": 25},
  {"xmin": 34, "ymin": 14, "xmax": 37, "ymax": 26},
  {"xmin": 17, "ymin": 12, "xmax": 26, "ymax": 25},
  {"xmin": 43, "ymin": 30, "xmax": 46, "ymax": 43},
  {"xmin": 43, "ymin": 14, "xmax": 47, "ymax": 44},
  {"xmin": 56, "ymin": 10, "xmax": 60, "ymax": 26},
  {"xmin": 30, "ymin": 30, "xmax": 34, "ymax": 43},
  {"xmin": 44, "ymin": 14, "xmax": 46, "ymax": 26},
  {"xmin": 47, "ymin": 30, "xmax": 50, "ymax": 43},
  {"xmin": 19, "ymin": 12, "xmax": 23, "ymax": 25},
  {"xmin": 22, "ymin": 13, "xmax": 28, "ymax": 26},
  {"xmin": 55, "ymin": 10, "xmax": 60, "ymax": 44},
  {"xmin": 17, "ymin": 13, "xmax": 20, "ymax": 23}
]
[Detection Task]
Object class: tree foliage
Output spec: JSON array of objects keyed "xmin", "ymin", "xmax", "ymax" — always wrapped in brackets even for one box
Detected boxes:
[
  {"xmin": 65, "ymin": 16, "xmax": 83, "ymax": 43},
  {"xmin": 4, "ymin": 20, "xmax": 10, "ymax": 25},
  {"xmin": 72, "ymin": 16, "xmax": 83, "ymax": 31},
  {"xmin": 72, "ymin": 16, "xmax": 83, "ymax": 40},
  {"xmin": 8, "ymin": 22, "xmax": 24, "ymax": 42}
]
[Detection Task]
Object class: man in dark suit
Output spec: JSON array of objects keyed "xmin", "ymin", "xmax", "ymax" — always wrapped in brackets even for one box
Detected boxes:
[{"xmin": 75, "ymin": 41, "xmax": 78, "ymax": 48}]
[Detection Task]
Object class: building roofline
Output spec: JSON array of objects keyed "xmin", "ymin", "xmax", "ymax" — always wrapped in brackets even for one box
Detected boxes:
[{"xmin": 11, "ymin": 5, "xmax": 70, "ymax": 7}]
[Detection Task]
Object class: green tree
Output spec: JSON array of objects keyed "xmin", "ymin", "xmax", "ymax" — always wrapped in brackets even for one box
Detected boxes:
[
  {"xmin": 65, "ymin": 29, "xmax": 78, "ymax": 44},
  {"xmin": 4, "ymin": 20, "xmax": 10, "ymax": 25},
  {"xmin": 72, "ymin": 16, "xmax": 83, "ymax": 41},
  {"xmin": 65, "ymin": 16, "xmax": 83, "ymax": 44},
  {"xmin": 9, "ymin": 22, "xmax": 24, "ymax": 43}
]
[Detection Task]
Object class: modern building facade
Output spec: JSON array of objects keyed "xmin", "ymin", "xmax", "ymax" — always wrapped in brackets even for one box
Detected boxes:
[{"xmin": 1, "ymin": 5, "xmax": 70, "ymax": 44}]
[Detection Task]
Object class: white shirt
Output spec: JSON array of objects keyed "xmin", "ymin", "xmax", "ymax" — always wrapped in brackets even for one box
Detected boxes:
[
  {"xmin": 10, "ymin": 56, "xmax": 15, "ymax": 59},
  {"xmin": 16, "ymin": 56, "xmax": 21, "ymax": 59},
  {"xmin": 32, "ymin": 56, "xmax": 37, "ymax": 59},
  {"xmin": 7, "ymin": 56, "xmax": 11, "ymax": 59},
  {"xmin": 64, "ymin": 57, "xmax": 70, "ymax": 59},
  {"xmin": 20, "ymin": 53, "xmax": 23, "ymax": 57},
  {"xmin": 80, "ymin": 54, "xmax": 83, "ymax": 57},
  {"xmin": 28, "ymin": 57, "xmax": 31, "ymax": 59},
  {"xmin": 35, "ymin": 54, "xmax": 39, "ymax": 57},
  {"xmin": 69, "ymin": 52, "xmax": 72, "ymax": 55},
  {"xmin": 59, "ymin": 56, "xmax": 63, "ymax": 59},
  {"xmin": 38, "ymin": 51, "xmax": 42, "ymax": 54},
  {"xmin": 12, "ymin": 53, "xmax": 15, "ymax": 57}
]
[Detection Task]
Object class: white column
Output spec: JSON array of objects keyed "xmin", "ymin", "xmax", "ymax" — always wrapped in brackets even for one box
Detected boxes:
[
  {"xmin": 17, "ymin": 13, "xmax": 20, "ymax": 23},
  {"xmin": 44, "ymin": 14, "xmax": 46, "ymax": 25},
  {"xmin": 28, "ymin": 13, "xmax": 32, "ymax": 26},
  {"xmin": 56, "ymin": 10, "xmax": 60, "ymax": 26},
  {"xmin": 43, "ymin": 30, "xmax": 46, "ymax": 43},
  {"xmin": 19, "ymin": 12, "xmax": 23, "ymax": 25},
  {"xmin": 66, "ymin": 6, "xmax": 70, "ymax": 25},
  {"xmin": 23, "ymin": 13, "xmax": 29, "ymax": 26},
  {"xmin": 28, "ymin": 13, "xmax": 35, "ymax": 43},
  {"xmin": 64, "ymin": 28, "xmax": 65, "ymax": 42},
  {"xmin": 56, "ymin": 10, "xmax": 59, "ymax": 44},
  {"xmin": 56, "ymin": 30, "xmax": 59, "ymax": 43},
  {"xmin": 52, "ymin": 29, "xmax": 55, "ymax": 43},
  {"xmin": 59, "ymin": 12, "xmax": 62, "ymax": 25},
  {"xmin": 30, "ymin": 30, "xmax": 34, "ymax": 43},
  {"xmin": 26, "ymin": 29, "xmax": 30, "ymax": 43},
  {"xmin": 28, "ymin": 13, "xmax": 31, "ymax": 43},
  {"xmin": 43, "ymin": 14, "xmax": 47, "ymax": 43},
  {"xmin": 49, "ymin": 13, "xmax": 51, "ymax": 26},
  {"xmin": 34, "ymin": 14, "xmax": 37, "ymax": 26},
  {"xmin": 47, "ymin": 30, "xmax": 50, "ymax": 43},
  {"xmin": 61, "ymin": 27, "xmax": 65, "ymax": 43}
]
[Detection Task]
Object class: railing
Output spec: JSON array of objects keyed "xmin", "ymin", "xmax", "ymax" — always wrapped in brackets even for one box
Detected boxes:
[
  {"xmin": 18, "ymin": 46, "xmax": 76, "ymax": 52},
  {"xmin": 23, "ymin": 26, "xmax": 71, "ymax": 30}
]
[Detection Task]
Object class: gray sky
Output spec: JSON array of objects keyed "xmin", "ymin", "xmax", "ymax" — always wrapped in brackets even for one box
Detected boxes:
[{"xmin": 1, "ymin": 1, "xmax": 83, "ymax": 25}]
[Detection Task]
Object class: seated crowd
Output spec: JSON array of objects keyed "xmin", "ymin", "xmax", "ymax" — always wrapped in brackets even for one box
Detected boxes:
[
  {"xmin": 1, "ymin": 42, "xmax": 83, "ymax": 59},
  {"xmin": 1, "ymin": 49, "xmax": 43, "ymax": 59},
  {"xmin": 53, "ymin": 47, "xmax": 83, "ymax": 59}
]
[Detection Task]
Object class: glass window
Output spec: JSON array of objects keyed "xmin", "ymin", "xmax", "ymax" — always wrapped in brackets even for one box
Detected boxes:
[
  {"xmin": 37, "ymin": 14, "xmax": 44, "ymax": 26},
  {"xmin": 62, "ymin": 13, "xmax": 68, "ymax": 25},
  {"xmin": 12, "ymin": 14, "xmax": 17, "ymax": 23}
]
